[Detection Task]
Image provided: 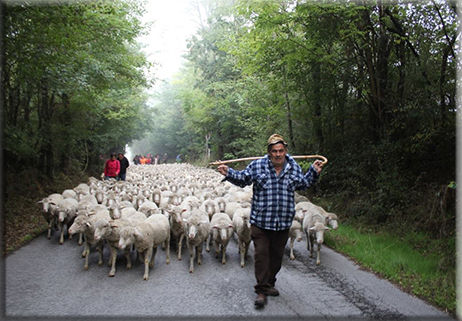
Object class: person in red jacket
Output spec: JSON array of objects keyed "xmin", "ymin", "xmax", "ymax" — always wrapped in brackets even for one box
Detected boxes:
[{"xmin": 104, "ymin": 153, "xmax": 120, "ymax": 180}]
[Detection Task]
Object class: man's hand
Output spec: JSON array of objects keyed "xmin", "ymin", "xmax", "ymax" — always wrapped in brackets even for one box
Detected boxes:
[
  {"xmin": 217, "ymin": 164, "xmax": 229, "ymax": 176},
  {"xmin": 313, "ymin": 160, "xmax": 323, "ymax": 174}
]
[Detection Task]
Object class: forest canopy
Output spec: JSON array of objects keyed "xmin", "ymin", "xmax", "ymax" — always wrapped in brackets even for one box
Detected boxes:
[{"xmin": 2, "ymin": 0, "xmax": 457, "ymax": 234}]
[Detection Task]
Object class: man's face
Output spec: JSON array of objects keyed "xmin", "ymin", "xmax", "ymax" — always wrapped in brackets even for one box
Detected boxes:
[
  {"xmin": 268, "ymin": 143, "xmax": 286, "ymax": 167},
  {"xmin": 118, "ymin": 154, "xmax": 123, "ymax": 160}
]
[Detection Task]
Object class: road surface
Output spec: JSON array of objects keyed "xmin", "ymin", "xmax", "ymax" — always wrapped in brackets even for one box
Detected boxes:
[{"xmin": 4, "ymin": 230, "xmax": 454, "ymax": 320}]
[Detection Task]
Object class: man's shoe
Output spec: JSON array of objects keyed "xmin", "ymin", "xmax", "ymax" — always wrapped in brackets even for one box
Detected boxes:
[
  {"xmin": 254, "ymin": 293, "xmax": 267, "ymax": 308},
  {"xmin": 266, "ymin": 287, "xmax": 280, "ymax": 297}
]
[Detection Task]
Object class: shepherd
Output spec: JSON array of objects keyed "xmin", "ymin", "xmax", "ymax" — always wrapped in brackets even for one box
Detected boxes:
[{"xmin": 215, "ymin": 134, "xmax": 324, "ymax": 309}]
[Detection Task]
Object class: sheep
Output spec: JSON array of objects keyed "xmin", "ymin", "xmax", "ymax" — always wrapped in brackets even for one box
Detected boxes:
[
  {"xmin": 104, "ymin": 190, "xmax": 119, "ymax": 208},
  {"xmin": 62, "ymin": 189, "xmax": 78, "ymax": 200},
  {"xmin": 94, "ymin": 188, "xmax": 105, "ymax": 204},
  {"xmin": 77, "ymin": 194, "xmax": 98, "ymax": 211},
  {"xmin": 214, "ymin": 197, "xmax": 227, "ymax": 213},
  {"xmin": 94, "ymin": 217, "xmax": 135, "ymax": 277},
  {"xmin": 297, "ymin": 201, "xmax": 339, "ymax": 230},
  {"xmin": 295, "ymin": 192, "xmax": 309, "ymax": 204},
  {"xmin": 74, "ymin": 183, "xmax": 90, "ymax": 200},
  {"xmin": 37, "ymin": 193, "xmax": 63, "ymax": 239},
  {"xmin": 133, "ymin": 193, "xmax": 147, "ymax": 210},
  {"xmin": 138, "ymin": 200, "xmax": 160, "ymax": 217},
  {"xmin": 288, "ymin": 219, "xmax": 303, "ymax": 260},
  {"xmin": 232, "ymin": 207, "xmax": 251, "ymax": 267},
  {"xmin": 56, "ymin": 198, "xmax": 79, "ymax": 244},
  {"xmin": 68, "ymin": 209, "xmax": 110, "ymax": 270},
  {"xmin": 210, "ymin": 213, "xmax": 234, "ymax": 265},
  {"xmin": 303, "ymin": 207, "xmax": 330, "ymax": 265},
  {"xmin": 152, "ymin": 188, "xmax": 162, "ymax": 207},
  {"xmin": 165, "ymin": 205, "xmax": 188, "ymax": 260},
  {"xmin": 118, "ymin": 214, "xmax": 171, "ymax": 281},
  {"xmin": 224, "ymin": 201, "xmax": 243, "ymax": 220},
  {"xmin": 201, "ymin": 199, "xmax": 220, "ymax": 220},
  {"xmin": 183, "ymin": 209, "xmax": 211, "ymax": 273}
]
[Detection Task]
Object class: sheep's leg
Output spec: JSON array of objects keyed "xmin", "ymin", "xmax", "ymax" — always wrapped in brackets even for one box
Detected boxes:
[
  {"xmin": 221, "ymin": 244, "xmax": 227, "ymax": 265},
  {"xmin": 178, "ymin": 233, "xmax": 184, "ymax": 260},
  {"xmin": 189, "ymin": 244, "xmax": 195, "ymax": 273},
  {"xmin": 316, "ymin": 243, "xmax": 322, "ymax": 265},
  {"xmin": 305, "ymin": 231, "xmax": 310, "ymax": 251},
  {"xmin": 290, "ymin": 238, "xmax": 296, "ymax": 260},
  {"xmin": 84, "ymin": 242, "xmax": 91, "ymax": 270},
  {"xmin": 206, "ymin": 234, "xmax": 211, "ymax": 252},
  {"xmin": 197, "ymin": 243, "xmax": 203, "ymax": 265},
  {"xmin": 165, "ymin": 236, "xmax": 170, "ymax": 264},
  {"xmin": 149, "ymin": 247, "xmax": 157, "ymax": 268},
  {"xmin": 240, "ymin": 241, "xmax": 245, "ymax": 268},
  {"xmin": 47, "ymin": 220, "xmax": 53, "ymax": 239},
  {"xmin": 144, "ymin": 248, "xmax": 153, "ymax": 280},
  {"xmin": 59, "ymin": 223, "xmax": 65, "ymax": 244},
  {"xmin": 82, "ymin": 235, "xmax": 88, "ymax": 257},
  {"xmin": 109, "ymin": 246, "xmax": 117, "ymax": 277},
  {"xmin": 78, "ymin": 233, "xmax": 83, "ymax": 246},
  {"xmin": 309, "ymin": 235, "xmax": 314, "ymax": 258},
  {"xmin": 125, "ymin": 248, "xmax": 132, "ymax": 270},
  {"xmin": 214, "ymin": 240, "xmax": 220, "ymax": 258},
  {"xmin": 97, "ymin": 242, "xmax": 103, "ymax": 266}
]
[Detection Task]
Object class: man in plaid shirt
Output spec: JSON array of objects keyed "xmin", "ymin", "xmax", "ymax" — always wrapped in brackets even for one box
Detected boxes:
[{"xmin": 217, "ymin": 134, "xmax": 323, "ymax": 308}]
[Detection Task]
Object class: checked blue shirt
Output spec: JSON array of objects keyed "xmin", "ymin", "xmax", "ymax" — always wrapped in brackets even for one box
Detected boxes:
[{"xmin": 224, "ymin": 154, "xmax": 319, "ymax": 231}]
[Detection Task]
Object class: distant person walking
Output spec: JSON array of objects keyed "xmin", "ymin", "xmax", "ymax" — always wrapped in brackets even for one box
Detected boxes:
[
  {"xmin": 117, "ymin": 153, "xmax": 130, "ymax": 181},
  {"xmin": 104, "ymin": 153, "xmax": 120, "ymax": 180}
]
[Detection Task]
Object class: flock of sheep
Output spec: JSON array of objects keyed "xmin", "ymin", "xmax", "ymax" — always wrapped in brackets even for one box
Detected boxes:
[{"xmin": 37, "ymin": 163, "xmax": 339, "ymax": 280}]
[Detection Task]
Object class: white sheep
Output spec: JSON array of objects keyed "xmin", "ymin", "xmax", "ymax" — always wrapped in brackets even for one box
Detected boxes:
[
  {"xmin": 223, "ymin": 201, "xmax": 243, "ymax": 220},
  {"xmin": 68, "ymin": 209, "xmax": 110, "ymax": 270},
  {"xmin": 232, "ymin": 207, "xmax": 251, "ymax": 267},
  {"xmin": 94, "ymin": 217, "xmax": 135, "ymax": 277},
  {"xmin": 200, "ymin": 199, "xmax": 220, "ymax": 220},
  {"xmin": 74, "ymin": 183, "xmax": 90, "ymax": 200},
  {"xmin": 288, "ymin": 219, "xmax": 303, "ymax": 260},
  {"xmin": 183, "ymin": 209, "xmax": 211, "ymax": 273},
  {"xmin": 303, "ymin": 207, "xmax": 330, "ymax": 265},
  {"xmin": 62, "ymin": 189, "xmax": 78, "ymax": 200},
  {"xmin": 297, "ymin": 201, "xmax": 339, "ymax": 230},
  {"xmin": 210, "ymin": 213, "xmax": 234, "ymax": 265},
  {"xmin": 56, "ymin": 198, "xmax": 79, "ymax": 244},
  {"xmin": 37, "ymin": 193, "xmax": 63, "ymax": 239},
  {"xmin": 138, "ymin": 200, "xmax": 160, "ymax": 217},
  {"xmin": 165, "ymin": 205, "xmax": 188, "ymax": 260},
  {"xmin": 118, "ymin": 214, "xmax": 171, "ymax": 280}
]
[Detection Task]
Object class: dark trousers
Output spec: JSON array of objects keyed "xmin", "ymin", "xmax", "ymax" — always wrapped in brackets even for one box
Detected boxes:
[{"xmin": 251, "ymin": 225, "xmax": 290, "ymax": 294}]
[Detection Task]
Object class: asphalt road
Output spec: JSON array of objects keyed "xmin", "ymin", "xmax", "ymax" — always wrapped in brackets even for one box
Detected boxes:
[{"xmin": 3, "ymin": 229, "xmax": 455, "ymax": 321}]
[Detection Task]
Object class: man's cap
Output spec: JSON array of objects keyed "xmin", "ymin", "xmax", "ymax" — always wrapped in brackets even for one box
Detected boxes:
[{"xmin": 267, "ymin": 134, "xmax": 288, "ymax": 147}]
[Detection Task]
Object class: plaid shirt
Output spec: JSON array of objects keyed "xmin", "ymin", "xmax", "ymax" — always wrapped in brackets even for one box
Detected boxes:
[{"xmin": 224, "ymin": 154, "xmax": 319, "ymax": 231}]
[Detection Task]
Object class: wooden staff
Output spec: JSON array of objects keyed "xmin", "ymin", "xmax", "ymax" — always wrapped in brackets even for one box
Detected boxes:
[{"xmin": 208, "ymin": 155, "xmax": 328, "ymax": 167}]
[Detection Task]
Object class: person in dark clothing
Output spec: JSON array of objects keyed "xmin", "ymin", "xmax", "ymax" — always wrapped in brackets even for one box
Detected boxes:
[
  {"xmin": 217, "ymin": 134, "xmax": 323, "ymax": 308},
  {"xmin": 117, "ymin": 153, "xmax": 130, "ymax": 181}
]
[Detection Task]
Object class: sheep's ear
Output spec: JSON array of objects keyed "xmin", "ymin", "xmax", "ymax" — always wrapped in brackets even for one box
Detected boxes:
[
  {"xmin": 213, "ymin": 225, "xmax": 218, "ymax": 229},
  {"xmin": 86, "ymin": 222, "xmax": 91, "ymax": 227},
  {"xmin": 228, "ymin": 224, "xmax": 234, "ymax": 228},
  {"xmin": 201, "ymin": 220, "xmax": 208, "ymax": 224},
  {"xmin": 325, "ymin": 227, "xmax": 331, "ymax": 231},
  {"xmin": 37, "ymin": 200, "xmax": 43, "ymax": 204},
  {"xmin": 182, "ymin": 218, "xmax": 188, "ymax": 222},
  {"xmin": 134, "ymin": 228, "xmax": 143, "ymax": 238},
  {"xmin": 309, "ymin": 227, "xmax": 316, "ymax": 231}
]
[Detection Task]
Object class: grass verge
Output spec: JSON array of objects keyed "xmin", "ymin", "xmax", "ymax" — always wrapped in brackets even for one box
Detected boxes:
[{"xmin": 324, "ymin": 223, "xmax": 456, "ymax": 316}]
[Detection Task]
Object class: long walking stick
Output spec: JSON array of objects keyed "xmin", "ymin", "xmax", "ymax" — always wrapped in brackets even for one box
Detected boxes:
[{"xmin": 208, "ymin": 155, "xmax": 328, "ymax": 167}]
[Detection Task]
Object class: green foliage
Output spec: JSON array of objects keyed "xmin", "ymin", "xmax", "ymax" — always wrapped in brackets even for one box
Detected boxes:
[
  {"xmin": 3, "ymin": 0, "xmax": 152, "ymax": 175},
  {"xmin": 325, "ymin": 224, "xmax": 456, "ymax": 313}
]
